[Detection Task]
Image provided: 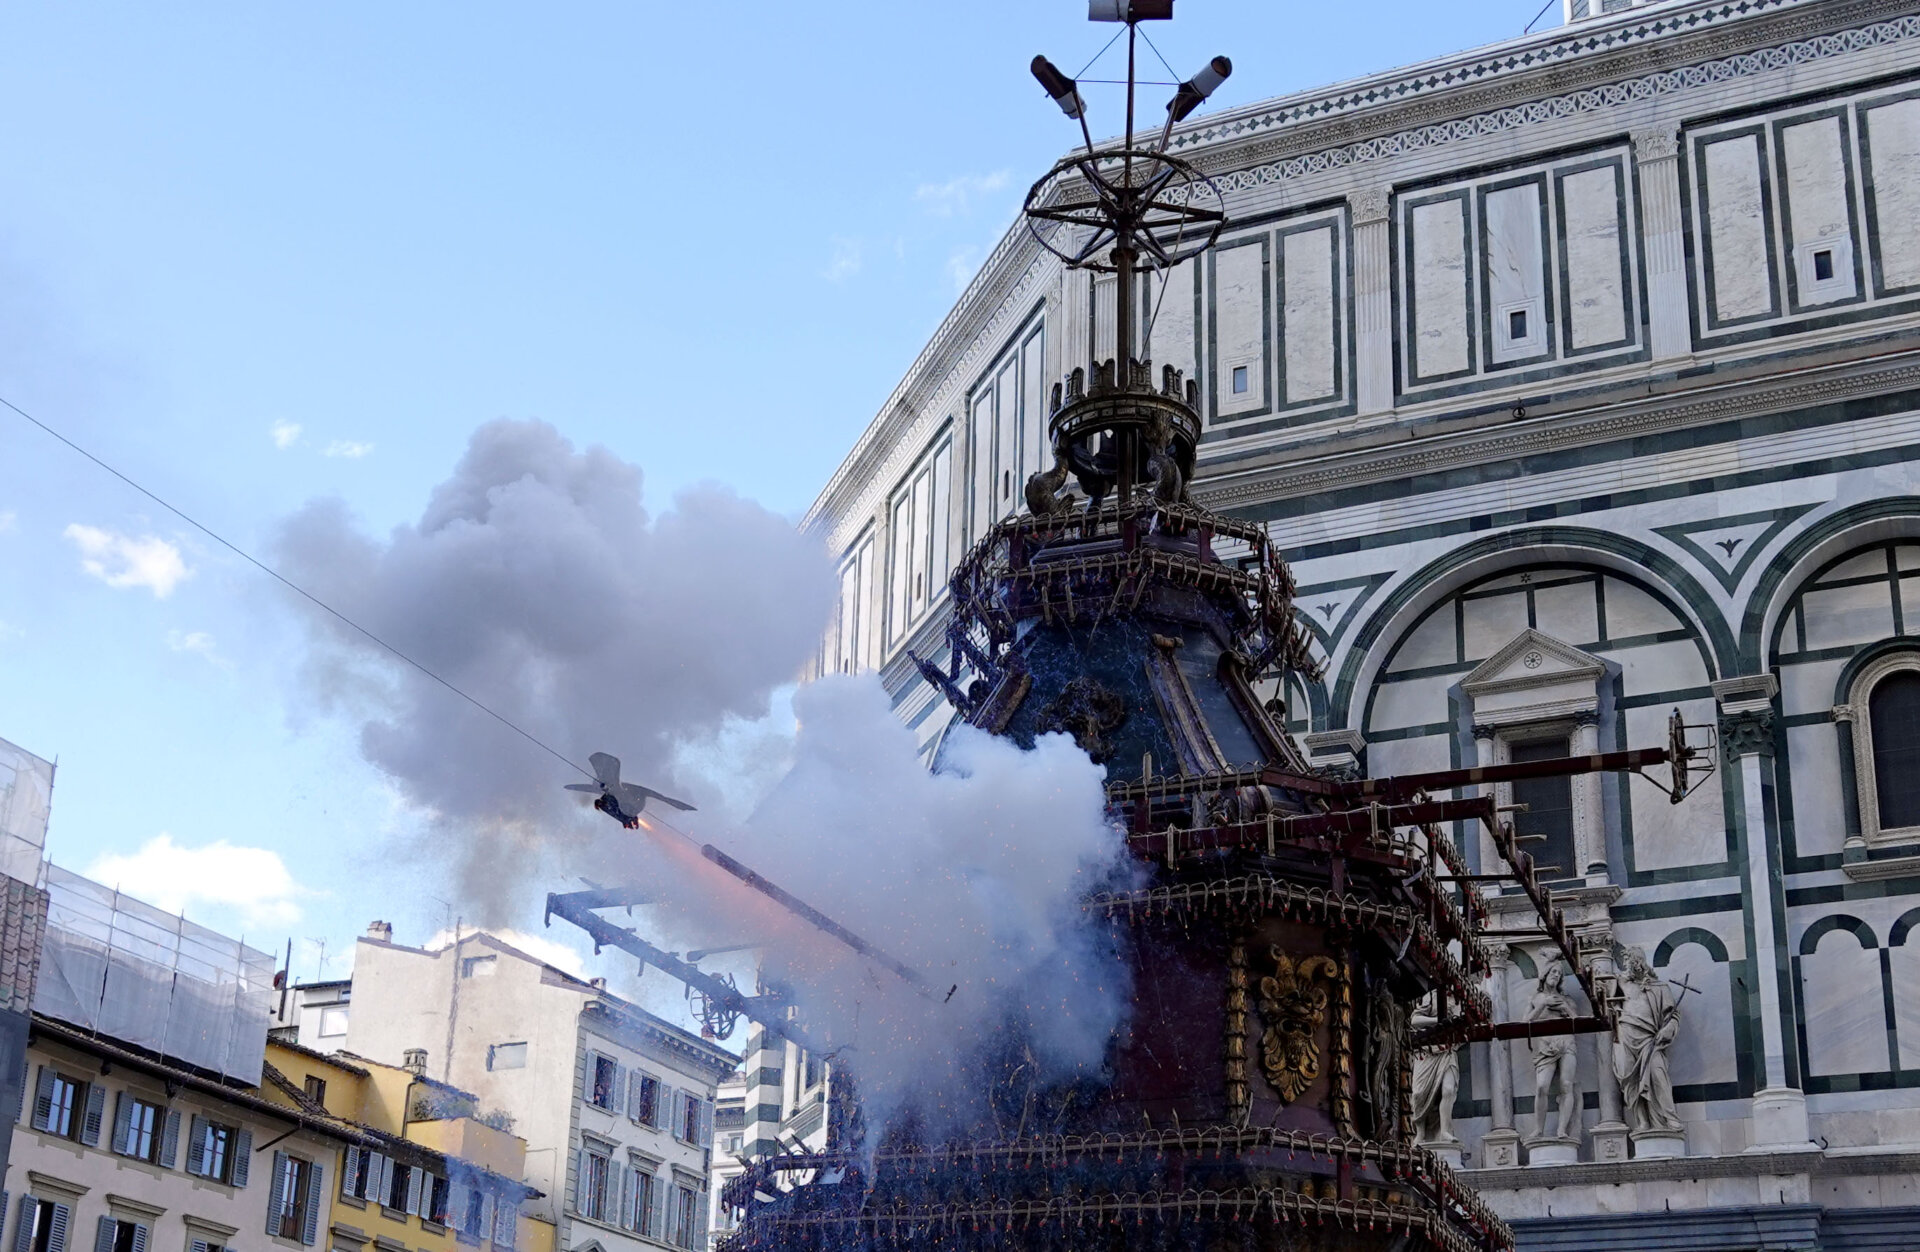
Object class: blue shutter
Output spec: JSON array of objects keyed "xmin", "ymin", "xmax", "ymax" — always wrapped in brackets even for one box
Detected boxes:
[
  {"xmin": 45, "ymin": 1205, "xmax": 67, "ymax": 1252},
  {"xmin": 91, "ymin": 1217, "xmax": 112, "ymax": 1252},
  {"xmin": 110, "ymin": 1095, "xmax": 133, "ymax": 1156},
  {"xmin": 266, "ymin": 1152, "xmax": 289, "ymax": 1237},
  {"xmin": 404, "ymin": 1166, "xmax": 422, "ymax": 1217},
  {"xmin": 79, "ymin": 1086, "xmax": 105, "ymax": 1147},
  {"xmin": 185, "ymin": 1117, "xmax": 208, "ymax": 1177},
  {"xmin": 340, "ymin": 1147, "xmax": 360, "ymax": 1198},
  {"xmin": 29, "ymin": 1069, "xmax": 53, "ymax": 1133},
  {"xmin": 301, "ymin": 1160, "xmax": 323, "ymax": 1246},
  {"xmin": 12, "ymin": 1197, "xmax": 34, "ymax": 1252},
  {"xmin": 128, "ymin": 1224, "xmax": 146, "ymax": 1252},
  {"xmin": 232, "ymin": 1129, "xmax": 252, "ymax": 1189},
  {"xmin": 609, "ymin": 1065, "xmax": 626, "ymax": 1114},
  {"xmin": 158, "ymin": 1111, "xmax": 180, "ymax": 1170}
]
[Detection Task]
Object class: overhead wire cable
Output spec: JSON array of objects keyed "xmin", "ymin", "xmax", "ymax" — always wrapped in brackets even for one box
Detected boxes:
[
  {"xmin": 0, "ymin": 392, "xmax": 595, "ymax": 782},
  {"xmin": 1134, "ymin": 26, "xmax": 1182, "ymax": 85},
  {"xmin": 1523, "ymin": 0, "xmax": 1556, "ymax": 34},
  {"xmin": 1073, "ymin": 26, "xmax": 1127, "ymax": 80}
]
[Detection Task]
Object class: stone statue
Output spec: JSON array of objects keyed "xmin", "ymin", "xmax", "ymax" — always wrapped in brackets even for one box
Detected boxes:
[
  {"xmin": 1527, "ymin": 960, "xmax": 1580, "ymax": 1141},
  {"xmin": 1409, "ymin": 998, "xmax": 1459, "ymax": 1144},
  {"xmin": 1612, "ymin": 946, "xmax": 1682, "ymax": 1134}
]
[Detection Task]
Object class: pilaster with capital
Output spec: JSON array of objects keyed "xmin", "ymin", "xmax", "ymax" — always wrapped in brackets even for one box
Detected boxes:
[
  {"xmin": 1632, "ymin": 127, "xmax": 1692, "ymax": 362},
  {"xmin": 1480, "ymin": 945, "xmax": 1521, "ymax": 1168},
  {"xmin": 1348, "ymin": 186, "xmax": 1394, "ymax": 416}
]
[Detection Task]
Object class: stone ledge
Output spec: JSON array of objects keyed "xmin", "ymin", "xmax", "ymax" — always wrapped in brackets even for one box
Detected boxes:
[{"xmin": 1463, "ymin": 1143, "xmax": 1920, "ymax": 1189}]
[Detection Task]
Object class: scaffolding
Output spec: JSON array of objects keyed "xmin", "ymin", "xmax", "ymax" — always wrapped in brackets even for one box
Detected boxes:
[{"xmin": 0, "ymin": 735, "xmax": 52, "ymax": 886}]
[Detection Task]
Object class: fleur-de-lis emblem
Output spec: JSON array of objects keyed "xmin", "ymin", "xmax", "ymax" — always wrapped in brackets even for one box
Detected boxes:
[{"xmin": 1257, "ymin": 948, "xmax": 1339, "ymax": 1102}]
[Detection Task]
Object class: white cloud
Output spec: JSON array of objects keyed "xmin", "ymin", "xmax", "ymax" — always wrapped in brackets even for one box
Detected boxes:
[
  {"xmin": 946, "ymin": 246, "xmax": 983, "ymax": 294},
  {"xmin": 167, "ymin": 629, "xmax": 230, "ymax": 668},
  {"xmin": 424, "ymin": 926, "xmax": 590, "ymax": 978},
  {"xmin": 915, "ymin": 170, "xmax": 1010, "ymax": 217},
  {"xmin": 64, "ymin": 524, "xmax": 192, "ymax": 597},
  {"xmin": 271, "ymin": 420, "xmax": 303, "ymax": 450},
  {"xmin": 822, "ymin": 237, "xmax": 862, "ymax": 283},
  {"xmin": 84, "ymin": 834, "xmax": 307, "ymax": 928},
  {"xmin": 324, "ymin": 440, "xmax": 374, "ymax": 459}
]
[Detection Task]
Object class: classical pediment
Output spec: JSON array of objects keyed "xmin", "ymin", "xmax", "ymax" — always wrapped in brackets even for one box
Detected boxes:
[{"xmin": 1461, "ymin": 629, "xmax": 1605, "ymax": 699}]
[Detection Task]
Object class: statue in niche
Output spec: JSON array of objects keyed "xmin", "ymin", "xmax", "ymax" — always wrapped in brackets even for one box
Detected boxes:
[
  {"xmin": 1409, "ymin": 996, "xmax": 1460, "ymax": 1145},
  {"xmin": 1612, "ymin": 945, "xmax": 1682, "ymax": 1134},
  {"xmin": 1527, "ymin": 960, "xmax": 1581, "ymax": 1141}
]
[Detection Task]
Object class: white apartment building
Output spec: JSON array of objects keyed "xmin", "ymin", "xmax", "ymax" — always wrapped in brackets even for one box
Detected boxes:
[{"xmin": 284, "ymin": 927, "xmax": 733, "ymax": 1252}]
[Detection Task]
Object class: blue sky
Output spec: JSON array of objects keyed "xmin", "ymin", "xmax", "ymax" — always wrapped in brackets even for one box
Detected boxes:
[{"xmin": 0, "ymin": 1, "xmax": 1562, "ymax": 989}]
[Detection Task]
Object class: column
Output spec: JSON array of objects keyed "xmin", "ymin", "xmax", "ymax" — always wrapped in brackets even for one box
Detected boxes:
[
  {"xmin": 1348, "ymin": 186, "xmax": 1395, "ymax": 416},
  {"xmin": 1584, "ymin": 934, "xmax": 1630, "ymax": 1163},
  {"xmin": 1574, "ymin": 711, "xmax": 1610, "ymax": 883},
  {"xmin": 1712, "ymin": 674, "xmax": 1816, "ymax": 1150},
  {"xmin": 1481, "ymin": 947, "xmax": 1521, "ymax": 1168},
  {"xmin": 1633, "ymin": 127, "xmax": 1693, "ymax": 363}
]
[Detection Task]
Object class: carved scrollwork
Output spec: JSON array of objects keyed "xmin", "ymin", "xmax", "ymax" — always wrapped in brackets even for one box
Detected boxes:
[
  {"xmin": 1257, "ymin": 947, "xmax": 1339, "ymax": 1103},
  {"xmin": 1225, "ymin": 943, "xmax": 1250, "ymax": 1123}
]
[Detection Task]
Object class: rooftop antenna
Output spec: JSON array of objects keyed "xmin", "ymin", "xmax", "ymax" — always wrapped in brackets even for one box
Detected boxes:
[{"xmin": 1022, "ymin": 0, "xmax": 1231, "ymax": 505}]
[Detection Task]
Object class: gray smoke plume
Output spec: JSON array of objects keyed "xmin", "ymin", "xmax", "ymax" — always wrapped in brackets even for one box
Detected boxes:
[{"xmin": 277, "ymin": 418, "xmax": 1132, "ymax": 1123}]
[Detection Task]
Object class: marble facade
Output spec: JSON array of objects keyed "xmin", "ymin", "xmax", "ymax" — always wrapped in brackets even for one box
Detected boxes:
[{"xmin": 803, "ymin": 0, "xmax": 1920, "ymax": 1246}]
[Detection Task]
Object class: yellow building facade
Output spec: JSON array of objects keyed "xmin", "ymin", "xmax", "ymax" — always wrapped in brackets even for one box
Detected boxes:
[{"xmin": 261, "ymin": 1043, "xmax": 553, "ymax": 1252}]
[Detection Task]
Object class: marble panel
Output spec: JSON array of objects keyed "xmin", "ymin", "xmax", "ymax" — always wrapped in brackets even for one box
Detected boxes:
[
  {"xmin": 1611, "ymin": 638, "xmax": 1711, "ymax": 698},
  {"xmin": 1280, "ymin": 225, "xmax": 1338, "ymax": 403},
  {"xmin": 1892, "ymin": 941, "xmax": 1920, "ymax": 1069},
  {"xmin": 1460, "ymin": 591, "xmax": 1529, "ymax": 662},
  {"xmin": 1626, "ymin": 698, "xmax": 1725, "ymax": 872},
  {"xmin": 1020, "ymin": 329, "xmax": 1047, "ymax": 500},
  {"xmin": 1533, "ymin": 578, "xmax": 1601, "ymax": 646},
  {"xmin": 1214, "ymin": 240, "xmax": 1267, "ymax": 417},
  {"xmin": 1410, "ymin": 196, "xmax": 1471, "ymax": 378},
  {"xmin": 1702, "ymin": 133, "xmax": 1777, "ymax": 322},
  {"xmin": 1777, "ymin": 656, "xmax": 1844, "ymax": 716},
  {"xmin": 1483, "ymin": 182, "xmax": 1548, "ymax": 364},
  {"xmin": 1093, "ymin": 274, "xmax": 1117, "ymax": 364},
  {"xmin": 1864, "ymin": 96, "xmax": 1920, "ymax": 293},
  {"xmin": 992, "ymin": 360, "xmax": 1020, "ymax": 519},
  {"xmin": 1658, "ymin": 939, "xmax": 1739, "ymax": 1087},
  {"xmin": 1602, "ymin": 576, "xmax": 1684, "ymax": 640},
  {"xmin": 1801, "ymin": 580, "xmax": 1898, "ymax": 651},
  {"xmin": 1560, "ymin": 164, "xmax": 1628, "ymax": 350},
  {"xmin": 1780, "ymin": 115, "xmax": 1857, "ymax": 305},
  {"xmin": 1801, "ymin": 931, "xmax": 1889, "ymax": 1077},
  {"xmin": 1367, "ymin": 732, "xmax": 1452, "ymax": 779},
  {"xmin": 1147, "ymin": 258, "xmax": 1197, "ymax": 389},
  {"xmin": 1386, "ymin": 606, "xmax": 1458, "ymax": 673},
  {"xmin": 1367, "ymin": 675, "xmax": 1451, "ymax": 733},
  {"xmin": 1785, "ymin": 722, "xmax": 1847, "ymax": 860}
]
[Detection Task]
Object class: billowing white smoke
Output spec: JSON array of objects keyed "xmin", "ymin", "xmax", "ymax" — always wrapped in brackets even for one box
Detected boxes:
[{"xmin": 277, "ymin": 419, "xmax": 1132, "ymax": 1128}]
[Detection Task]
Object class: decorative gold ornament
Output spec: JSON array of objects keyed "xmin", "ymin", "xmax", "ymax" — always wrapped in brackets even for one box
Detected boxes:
[
  {"xmin": 1257, "ymin": 947, "xmax": 1338, "ymax": 1102},
  {"xmin": 1225, "ymin": 943, "xmax": 1250, "ymax": 1122}
]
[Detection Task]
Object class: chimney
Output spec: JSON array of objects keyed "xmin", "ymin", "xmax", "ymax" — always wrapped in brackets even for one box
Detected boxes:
[
  {"xmin": 403, "ymin": 1048, "xmax": 428, "ymax": 1076},
  {"xmin": 366, "ymin": 920, "xmax": 393, "ymax": 942}
]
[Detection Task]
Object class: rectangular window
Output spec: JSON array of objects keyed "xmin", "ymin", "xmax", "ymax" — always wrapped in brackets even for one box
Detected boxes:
[
  {"xmin": 1814, "ymin": 248, "xmax": 1835, "ymax": 282},
  {"xmin": 273, "ymin": 1155, "xmax": 314, "ymax": 1241},
  {"xmin": 487, "ymin": 1042, "xmax": 527, "ymax": 1071},
  {"xmin": 1231, "ymin": 364, "xmax": 1249, "ymax": 394},
  {"xmin": 1508, "ymin": 308, "xmax": 1529, "ymax": 340},
  {"xmin": 316, "ymin": 1007, "xmax": 348, "ymax": 1037},
  {"xmin": 461, "ymin": 955, "xmax": 496, "ymax": 978},
  {"xmin": 670, "ymin": 1186, "xmax": 703, "ymax": 1250},
  {"xmin": 116, "ymin": 1096, "xmax": 162, "ymax": 1162},
  {"xmin": 630, "ymin": 1073, "xmax": 660, "ymax": 1128},
  {"xmin": 105, "ymin": 1219, "xmax": 146, "ymax": 1252},
  {"xmin": 1510, "ymin": 737, "xmax": 1578, "ymax": 883},
  {"xmin": 624, "ymin": 1170, "xmax": 654, "ymax": 1235},
  {"xmin": 25, "ymin": 1200, "xmax": 68, "ymax": 1252},
  {"xmin": 577, "ymin": 1149, "xmax": 610, "ymax": 1222},
  {"xmin": 41, "ymin": 1072, "xmax": 80, "ymax": 1139},
  {"xmin": 460, "ymin": 1189, "xmax": 487, "ymax": 1239},
  {"xmin": 302, "ymin": 1075, "xmax": 326, "ymax": 1104},
  {"xmin": 677, "ymin": 1093, "xmax": 700, "ymax": 1144},
  {"xmin": 587, "ymin": 1055, "xmax": 619, "ymax": 1111},
  {"xmin": 385, "ymin": 1162, "xmax": 412, "ymax": 1212},
  {"xmin": 188, "ymin": 1117, "xmax": 238, "ymax": 1183},
  {"xmin": 426, "ymin": 1175, "xmax": 450, "ymax": 1226}
]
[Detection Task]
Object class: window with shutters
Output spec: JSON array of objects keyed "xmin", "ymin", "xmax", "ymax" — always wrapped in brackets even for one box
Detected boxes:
[
  {"xmin": 384, "ymin": 1162, "xmax": 414, "ymax": 1213},
  {"xmin": 270, "ymin": 1154, "xmax": 315, "ymax": 1243},
  {"xmin": 113, "ymin": 1097, "xmax": 165, "ymax": 1163},
  {"xmin": 425, "ymin": 1174, "xmax": 450, "ymax": 1226},
  {"xmin": 188, "ymin": 1118, "xmax": 241, "ymax": 1185},
  {"xmin": 302, "ymin": 1076, "xmax": 326, "ymax": 1105},
  {"xmin": 187, "ymin": 1240, "xmax": 225, "ymax": 1252},
  {"xmin": 458, "ymin": 1189, "xmax": 487, "ymax": 1240},
  {"xmin": 34, "ymin": 1071, "xmax": 82, "ymax": 1140},
  {"xmin": 96, "ymin": 1218, "xmax": 147, "ymax": 1252},
  {"xmin": 586, "ymin": 1056, "xmax": 618, "ymax": 1111},
  {"xmin": 669, "ymin": 1185, "xmax": 703, "ymax": 1250},
  {"xmin": 676, "ymin": 1093, "xmax": 700, "ymax": 1144},
  {"xmin": 21, "ymin": 1198, "xmax": 71, "ymax": 1252},
  {"xmin": 622, "ymin": 1171, "xmax": 654, "ymax": 1236},
  {"xmin": 490, "ymin": 1199, "xmax": 516, "ymax": 1250},
  {"xmin": 576, "ymin": 1147, "xmax": 611, "ymax": 1222},
  {"xmin": 629, "ymin": 1073, "xmax": 660, "ymax": 1128}
]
